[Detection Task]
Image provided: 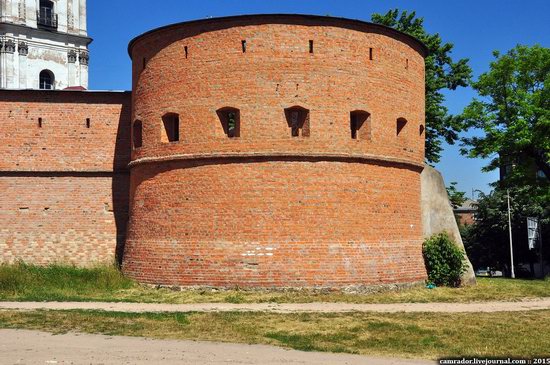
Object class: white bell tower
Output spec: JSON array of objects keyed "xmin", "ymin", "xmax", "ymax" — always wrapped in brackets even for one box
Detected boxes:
[{"xmin": 0, "ymin": 0, "xmax": 91, "ymax": 90}]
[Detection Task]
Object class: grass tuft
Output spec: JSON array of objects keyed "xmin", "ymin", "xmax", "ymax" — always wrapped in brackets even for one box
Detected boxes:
[
  {"xmin": 266, "ymin": 332, "xmax": 318, "ymax": 352},
  {"xmin": 224, "ymin": 293, "xmax": 246, "ymax": 303},
  {"xmin": 0, "ymin": 262, "xmax": 134, "ymax": 301}
]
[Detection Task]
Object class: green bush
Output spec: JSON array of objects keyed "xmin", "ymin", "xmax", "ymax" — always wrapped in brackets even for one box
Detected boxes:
[{"xmin": 422, "ymin": 233, "xmax": 466, "ymax": 287}]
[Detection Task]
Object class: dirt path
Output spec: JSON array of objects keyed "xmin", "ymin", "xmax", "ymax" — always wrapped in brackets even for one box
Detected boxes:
[
  {"xmin": 2, "ymin": 298, "xmax": 550, "ymax": 313},
  {"xmin": 0, "ymin": 329, "xmax": 431, "ymax": 365}
]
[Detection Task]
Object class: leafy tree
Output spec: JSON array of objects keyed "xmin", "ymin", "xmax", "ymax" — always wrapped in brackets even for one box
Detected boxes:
[
  {"xmin": 458, "ymin": 44, "xmax": 550, "ymax": 277},
  {"xmin": 446, "ymin": 181, "xmax": 467, "ymax": 209},
  {"xmin": 462, "ymin": 184, "xmax": 549, "ymax": 276},
  {"xmin": 460, "ymin": 45, "xmax": 550, "ymax": 179},
  {"xmin": 371, "ymin": 9, "xmax": 472, "ymax": 164}
]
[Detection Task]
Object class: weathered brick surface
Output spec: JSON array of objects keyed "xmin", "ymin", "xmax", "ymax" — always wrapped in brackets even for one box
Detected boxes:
[
  {"xmin": 129, "ymin": 16, "xmax": 426, "ymax": 164},
  {"xmin": 0, "ymin": 90, "xmax": 131, "ymax": 172},
  {"xmin": 0, "ymin": 90, "xmax": 131, "ymax": 265},
  {"xmin": 124, "ymin": 160, "xmax": 425, "ymax": 287},
  {"xmin": 0, "ymin": 174, "xmax": 128, "ymax": 265},
  {"xmin": 123, "ymin": 15, "xmax": 428, "ymax": 288}
]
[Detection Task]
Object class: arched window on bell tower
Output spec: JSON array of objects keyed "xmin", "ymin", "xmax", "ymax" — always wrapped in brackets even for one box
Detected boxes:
[{"xmin": 39, "ymin": 70, "xmax": 55, "ymax": 90}]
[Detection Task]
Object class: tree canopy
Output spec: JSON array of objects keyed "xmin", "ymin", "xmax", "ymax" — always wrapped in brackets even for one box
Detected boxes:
[
  {"xmin": 446, "ymin": 182, "xmax": 467, "ymax": 209},
  {"xmin": 371, "ymin": 9, "xmax": 472, "ymax": 164},
  {"xmin": 462, "ymin": 184, "xmax": 549, "ymax": 275},
  {"xmin": 459, "ymin": 45, "xmax": 550, "ymax": 277},
  {"xmin": 460, "ymin": 45, "xmax": 550, "ymax": 179}
]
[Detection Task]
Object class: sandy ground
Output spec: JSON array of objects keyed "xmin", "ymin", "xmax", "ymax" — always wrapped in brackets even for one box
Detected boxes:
[
  {"xmin": 0, "ymin": 329, "xmax": 432, "ymax": 365},
  {"xmin": 1, "ymin": 298, "xmax": 550, "ymax": 313}
]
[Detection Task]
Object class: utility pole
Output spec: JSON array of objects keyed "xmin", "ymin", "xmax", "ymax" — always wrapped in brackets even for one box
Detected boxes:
[
  {"xmin": 507, "ymin": 189, "xmax": 515, "ymax": 279},
  {"xmin": 539, "ymin": 224, "xmax": 546, "ymax": 279}
]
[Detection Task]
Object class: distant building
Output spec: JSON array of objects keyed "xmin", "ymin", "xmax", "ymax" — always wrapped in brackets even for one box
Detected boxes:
[
  {"xmin": 454, "ymin": 199, "xmax": 477, "ymax": 226},
  {"xmin": 499, "ymin": 154, "xmax": 547, "ymax": 183},
  {"xmin": 0, "ymin": 0, "xmax": 91, "ymax": 90}
]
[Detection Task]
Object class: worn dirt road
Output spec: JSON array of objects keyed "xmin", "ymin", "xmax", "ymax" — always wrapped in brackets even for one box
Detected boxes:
[
  {"xmin": 0, "ymin": 329, "xmax": 431, "ymax": 365},
  {"xmin": 1, "ymin": 298, "xmax": 550, "ymax": 313}
]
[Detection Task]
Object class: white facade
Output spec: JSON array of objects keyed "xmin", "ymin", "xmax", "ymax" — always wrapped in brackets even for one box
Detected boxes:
[{"xmin": 0, "ymin": 0, "xmax": 91, "ymax": 90}]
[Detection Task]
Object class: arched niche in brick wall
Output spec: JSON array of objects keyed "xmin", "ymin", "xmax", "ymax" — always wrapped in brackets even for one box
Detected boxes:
[
  {"xmin": 161, "ymin": 113, "xmax": 180, "ymax": 143},
  {"xmin": 284, "ymin": 106, "xmax": 310, "ymax": 138},
  {"xmin": 350, "ymin": 110, "xmax": 372, "ymax": 140},
  {"xmin": 133, "ymin": 120, "xmax": 143, "ymax": 149},
  {"xmin": 216, "ymin": 107, "xmax": 240, "ymax": 138},
  {"xmin": 397, "ymin": 117, "xmax": 408, "ymax": 137}
]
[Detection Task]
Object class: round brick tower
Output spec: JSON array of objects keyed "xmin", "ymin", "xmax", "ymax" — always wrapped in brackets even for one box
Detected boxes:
[{"xmin": 123, "ymin": 14, "xmax": 428, "ymax": 289}]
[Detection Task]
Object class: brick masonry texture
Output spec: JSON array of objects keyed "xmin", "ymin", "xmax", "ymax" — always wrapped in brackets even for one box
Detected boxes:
[
  {"xmin": 0, "ymin": 90, "xmax": 131, "ymax": 172},
  {"xmin": 0, "ymin": 90, "xmax": 131, "ymax": 265},
  {"xmin": 123, "ymin": 15, "xmax": 428, "ymax": 288}
]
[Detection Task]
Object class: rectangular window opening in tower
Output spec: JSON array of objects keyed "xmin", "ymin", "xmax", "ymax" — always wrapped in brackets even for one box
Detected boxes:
[
  {"xmin": 286, "ymin": 107, "xmax": 310, "ymax": 138},
  {"xmin": 162, "ymin": 114, "xmax": 180, "ymax": 143},
  {"xmin": 350, "ymin": 111, "xmax": 371, "ymax": 140}
]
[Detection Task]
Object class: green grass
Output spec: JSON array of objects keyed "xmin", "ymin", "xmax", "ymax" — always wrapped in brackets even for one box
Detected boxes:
[
  {"xmin": 0, "ymin": 262, "xmax": 134, "ymax": 301},
  {"xmin": 1, "ymin": 309, "xmax": 549, "ymax": 359},
  {"xmin": 1, "ymin": 262, "xmax": 550, "ymax": 304}
]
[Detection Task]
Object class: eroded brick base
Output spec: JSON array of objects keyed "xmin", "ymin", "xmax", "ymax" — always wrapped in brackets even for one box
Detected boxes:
[{"xmin": 123, "ymin": 159, "xmax": 427, "ymax": 287}]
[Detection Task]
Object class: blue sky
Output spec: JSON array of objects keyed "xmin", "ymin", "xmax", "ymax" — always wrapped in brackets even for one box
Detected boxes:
[{"xmin": 87, "ymin": 0, "xmax": 550, "ymax": 196}]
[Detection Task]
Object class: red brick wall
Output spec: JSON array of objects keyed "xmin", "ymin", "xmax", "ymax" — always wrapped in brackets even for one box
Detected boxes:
[
  {"xmin": 124, "ymin": 160, "xmax": 425, "ymax": 287},
  {"xmin": 129, "ymin": 16, "xmax": 426, "ymax": 165},
  {"xmin": 456, "ymin": 212, "xmax": 476, "ymax": 226},
  {"xmin": 0, "ymin": 90, "xmax": 132, "ymax": 265},
  {"xmin": 0, "ymin": 90, "xmax": 131, "ymax": 172},
  {"xmin": 123, "ymin": 15, "xmax": 427, "ymax": 288}
]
